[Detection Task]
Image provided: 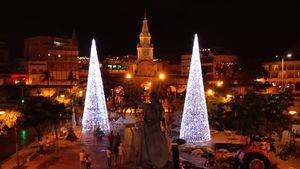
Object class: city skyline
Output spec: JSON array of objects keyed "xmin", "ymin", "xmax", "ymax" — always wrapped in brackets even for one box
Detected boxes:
[{"xmin": 1, "ymin": 1, "xmax": 300, "ymax": 63}]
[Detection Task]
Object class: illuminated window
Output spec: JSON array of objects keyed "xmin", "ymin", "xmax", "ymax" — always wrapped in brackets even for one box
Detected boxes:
[{"xmin": 273, "ymin": 65, "xmax": 279, "ymax": 71}]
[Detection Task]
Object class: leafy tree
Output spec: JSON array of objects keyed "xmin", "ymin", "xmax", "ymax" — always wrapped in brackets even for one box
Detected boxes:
[
  {"xmin": 0, "ymin": 110, "xmax": 22, "ymax": 135},
  {"xmin": 216, "ymin": 62, "xmax": 268, "ymax": 85},
  {"xmin": 21, "ymin": 96, "xmax": 70, "ymax": 139},
  {"xmin": 66, "ymin": 71, "xmax": 78, "ymax": 85},
  {"xmin": 66, "ymin": 71, "xmax": 78, "ymax": 94},
  {"xmin": 212, "ymin": 91, "xmax": 294, "ymax": 135}
]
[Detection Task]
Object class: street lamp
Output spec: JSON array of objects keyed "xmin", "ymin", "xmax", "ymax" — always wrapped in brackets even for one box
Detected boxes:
[
  {"xmin": 226, "ymin": 94, "xmax": 233, "ymax": 99},
  {"xmin": 125, "ymin": 73, "xmax": 132, "ymax": 79},
  {"xmin": 125, "ymin": 73, "xmax": 132, "ymax": 96},
  {"xmin": 158, "ymin": 73, "xmax": 166, "ymax": 80},
  {"xmin": 289, "ymin": 110, "xmax": 297, "ymax": 115},
  {"xmin": 275, "ymin": 53, "xmax": 292, "ymax": 91},
  {"xmin": 216, "ymin": 81, "xmax": 224, "ymax": 87},
  {"xmin": 207, "ymin": 89, "xmax": 214, "ymax": 96}
]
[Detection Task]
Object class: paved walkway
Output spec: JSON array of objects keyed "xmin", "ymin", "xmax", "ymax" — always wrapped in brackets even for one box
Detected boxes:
[{"xmin": 0, "ymin": 127, "xmax": 123, "ymax": 169}]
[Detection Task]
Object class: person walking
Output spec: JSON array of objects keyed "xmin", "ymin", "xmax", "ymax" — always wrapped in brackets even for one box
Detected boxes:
[
  {"xmin": 106, "ymin": 147, "xmax": 112, "ymax": 167},
  {"xmin": 85, "ymin": 154, "xmax": 92, "ymax": 169},
  {"xmin": 79, "ymin": 149, "xmax": 85, "ymax": 169},
  {"xmin": 108, "ymin": 131, "xmax": 114, "ymax": 148},
  {"xmin": 118, "ymin": 143, "xmax": 125, "ymax": 166}
]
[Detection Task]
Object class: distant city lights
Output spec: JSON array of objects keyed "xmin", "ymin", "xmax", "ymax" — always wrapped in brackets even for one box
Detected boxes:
[
  {"xmin": 216, "ymin": 81, "xmax": 224, "ymax": 87},
  {"xmin": 289, "ymin": 110, "xmax": 297, "ymax": 115},
  {"xmin": 125, "ymin": 73, "xmax": 132, "ymax": 79},
  {"xmin": 207, "ymin": 89, "xmax": 214, "ymax": 96}
]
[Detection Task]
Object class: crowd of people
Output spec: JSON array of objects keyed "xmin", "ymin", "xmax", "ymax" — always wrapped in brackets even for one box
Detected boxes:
[
  {"xmin": 79, "ymin": 131, "xmax": 125, "ymax": 169},
  {"xmin": 106, "ymin": 131, "xmax": 125, "ymax": 167}
]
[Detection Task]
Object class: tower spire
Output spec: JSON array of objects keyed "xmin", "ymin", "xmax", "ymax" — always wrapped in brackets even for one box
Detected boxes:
[
  {"xmin": 71, "ymin": 28, "xmax": 77, "ymax": 45},
  {"xmin": 72, "ymin": 28, "xmax": 76, "ymax": 40},
  {"xmin": 137, "ymin": 12, "xmax": 153, "ymax": 61},
  {"xmin": 141, "ymin": 12, "xmax": 150, "ymax": 36}
]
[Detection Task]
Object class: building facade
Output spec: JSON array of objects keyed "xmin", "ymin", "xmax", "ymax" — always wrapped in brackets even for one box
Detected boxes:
[
  {"xmin": 263, "ymin": 60, "xmax": 300, "ymax": 90},
  {"xmin": 181, "ymin": 49, "xmax": 238, "ymax": 83},
  {"xmin": 262, "ymin": 59, "xmax": 300, "ymax": 116},
  {"xmin": 23, "ymin": 33, "xmax": 79, "ymax": 86},
  {"xmin": 101, "ymin": 14, "xmax": 167, "ymax": 93}
]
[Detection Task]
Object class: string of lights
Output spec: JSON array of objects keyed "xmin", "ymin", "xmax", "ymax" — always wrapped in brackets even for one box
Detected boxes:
[
  {"xmin": 82, "ymin": 39, "xmax": 110, "ymax": 133},
  {"xmin": 180, "ymin": 34, "xmax": 211, "ymax": 143}
]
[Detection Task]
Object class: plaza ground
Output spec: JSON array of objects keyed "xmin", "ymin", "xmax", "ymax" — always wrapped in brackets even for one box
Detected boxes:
[{"xmin": 1, "ymin": 126, "xmax": 299, "ymax": 169}]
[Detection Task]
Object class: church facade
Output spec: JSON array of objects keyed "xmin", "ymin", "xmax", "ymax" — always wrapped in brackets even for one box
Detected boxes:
[{"xmin": 102, "ymin": 14, "xmax": 171, "ymax": 93}]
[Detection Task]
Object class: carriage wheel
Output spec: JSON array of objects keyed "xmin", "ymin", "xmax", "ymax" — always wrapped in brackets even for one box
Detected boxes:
[{"xmin": 249, "ymin": 159, "xmax": 265, "ymax": 169}]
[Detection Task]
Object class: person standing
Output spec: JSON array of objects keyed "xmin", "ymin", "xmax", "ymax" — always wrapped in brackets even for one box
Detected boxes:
[
  {"xmin": 114, "ymin": 132, "xmax": 121, "ymax": 165},
  {"xmin": 38, "ymin": 138, "xmax": 44, "ymax": 153},
  {"xmin": 85, "ymin": 154, "xmax": 92, "ymax": 169},
  {"xmin": 45, "ymin": 137, "xmax": 50, "ymax": 153},
  {"xmin": 106, "ymin": 147, "xmax": 112, "ymax": 167},
  {"xmin": 115, "ymin": 132, "xmax": 121, "ymax": 145},
  {"xmin": 118, "ymin": 143, "xmax": 125, "ymax": 166},
  {"xmin": 108, "ymin": 131, "xmax": 114, "ymax": 148},
  {"xmin": 79, "ymin": 149, "xmax": 85, "ymax": 169}
]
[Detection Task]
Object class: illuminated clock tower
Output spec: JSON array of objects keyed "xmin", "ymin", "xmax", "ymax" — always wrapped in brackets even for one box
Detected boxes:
[{"xmin": 137, "ymin": 13, "xmax": 153, "ymax": 61}]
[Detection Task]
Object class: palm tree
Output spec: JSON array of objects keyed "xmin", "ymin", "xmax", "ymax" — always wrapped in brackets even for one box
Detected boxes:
[
  {"xmin": 41, "ymin": 70, "xmax": 54, "ymax": 97},
  {"xmin": 66, "ymin": 71, "xmax": 78, "ymax": 93}
]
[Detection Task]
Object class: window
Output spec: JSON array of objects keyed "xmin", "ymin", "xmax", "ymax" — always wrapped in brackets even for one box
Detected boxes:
[
  {"xmin": 263, "ymin": 65, "xmax": 269, "ymax": 71},
  {"xmin": 287, "ymin": 65, "xmax": 294, "ymax": 70},
  {"xmin": 271, "ymin": 72, "xmax": 278, "ymax": 78},
  {"xmin": 272, "ymin": 65, "xmax": 279, "ymax": 71},
  {"xmin": 287, "ymin": 72, "xmax": 294, "ymax": 78}
]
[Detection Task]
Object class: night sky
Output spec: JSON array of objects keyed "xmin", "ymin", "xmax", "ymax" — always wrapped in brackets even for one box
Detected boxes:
[{"xmin": 1, "ymin": 0, "xmax": 300, "ymax": 63}]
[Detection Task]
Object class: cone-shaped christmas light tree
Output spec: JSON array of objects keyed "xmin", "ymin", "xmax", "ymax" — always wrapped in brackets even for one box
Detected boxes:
[
  {"xmin": 180, "ymin": 34, "xmax": 211, "ymax": 142},
  {"xmin": 82, "ymin": 39, "xmax": 110, "ymax": 133}
]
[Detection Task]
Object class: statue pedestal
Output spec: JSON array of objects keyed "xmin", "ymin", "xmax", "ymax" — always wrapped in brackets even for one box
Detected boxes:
[{"xmin": 122, "ymin": 126, "xmax": 141, "ymax": 166}]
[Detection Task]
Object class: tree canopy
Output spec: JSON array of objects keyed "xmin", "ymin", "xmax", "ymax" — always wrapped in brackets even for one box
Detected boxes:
[
  {"xmin": 0, "ymin": 110, "xmax": 22, "ymax": 135},
  {"xmin": 21, "ymin": 96, "xmax": 70, "ymax": 139},
  {"xmin": 209, "ymin": 90, "xmax": 294, "ymax": 135}
]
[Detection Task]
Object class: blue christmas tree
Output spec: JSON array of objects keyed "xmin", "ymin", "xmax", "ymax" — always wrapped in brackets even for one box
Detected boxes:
[
  {"xmin": 180, "ymin": 34, "xmax": 211, "ymax": 142},
  {"xmin": 82, "ymin": 39, "xmax": 110, "ymax": 133}
]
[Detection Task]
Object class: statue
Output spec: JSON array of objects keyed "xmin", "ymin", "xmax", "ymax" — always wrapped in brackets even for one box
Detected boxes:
[{"xmin": 139, "ymin": 92, "xmax": 169, "ymax": 168}]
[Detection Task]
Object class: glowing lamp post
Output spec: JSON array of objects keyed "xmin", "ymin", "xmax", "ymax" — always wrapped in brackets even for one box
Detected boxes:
[
  {"xmin": 159, "ymin": 73, "xmax": 166, "ymax": 80},
  {"xmin": 216, "ymin": 81, "xmax": 223, "ymax": 87},
  {"xmin": 276, "ymin": 53, "xmax": 292, "ymax": 91},
  {"xmin": 289, "ymin": 110, "xmax": 297, "ymax": 115},
  {"xmin": 207, "ymin": 89, "xmax": 214, "ymax": 96},
  {"xmin": 125, "ymin": 73, "xmax": 132, "ymax": 96},
  {"xmin": 125, "ymin": 73, "xmax": 132, "ymax": 79}
]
